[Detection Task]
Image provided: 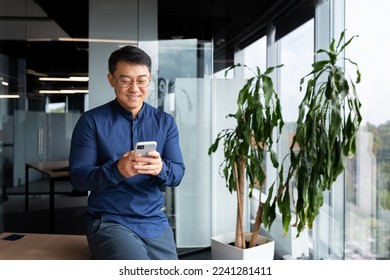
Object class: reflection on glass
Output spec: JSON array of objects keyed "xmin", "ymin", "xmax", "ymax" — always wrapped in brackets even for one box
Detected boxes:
[{"xmin": 345, "ymin": 0, "xmax": 390, "ymax": 260}]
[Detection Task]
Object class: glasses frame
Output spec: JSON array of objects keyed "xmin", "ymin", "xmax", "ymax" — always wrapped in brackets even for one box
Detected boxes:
[{"xmin": 112, "ymin": 74, "xmax": 151, "ymax": 89}]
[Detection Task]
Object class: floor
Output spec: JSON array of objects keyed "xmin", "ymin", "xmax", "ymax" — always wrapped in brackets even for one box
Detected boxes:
[{"xmin": 0, "ymin": 179, "xmax": 211, "ymax": 260}]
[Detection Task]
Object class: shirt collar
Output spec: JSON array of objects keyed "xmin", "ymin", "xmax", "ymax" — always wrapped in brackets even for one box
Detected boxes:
[{"xmin": 112, "ymin": 98, "xmax": 146, "ymax": 121}]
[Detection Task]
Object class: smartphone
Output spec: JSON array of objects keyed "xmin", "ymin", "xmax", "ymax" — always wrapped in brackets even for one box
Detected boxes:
[
  {"xmin": 135, "ymin": 141, "xmax": 157, "ymax": 157},
  {"xmin": 2, "ymin": 234, "xmax": 26, "ymax": 241}
]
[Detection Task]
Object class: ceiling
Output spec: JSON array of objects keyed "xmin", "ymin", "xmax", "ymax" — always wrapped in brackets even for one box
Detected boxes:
[{"xmin": 2, "ymin": 0, "xmax": 313, "ymax": 83}]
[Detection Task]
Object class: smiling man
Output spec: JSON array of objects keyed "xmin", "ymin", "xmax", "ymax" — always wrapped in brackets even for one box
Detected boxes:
[{"xmin": 69, "ymin": 46, "xmax": 185, "ymax": 260}]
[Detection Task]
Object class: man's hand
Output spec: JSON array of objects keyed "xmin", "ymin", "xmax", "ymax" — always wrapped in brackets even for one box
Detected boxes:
[
  {"xmin": 134, "ymin": 150, "xmax": 163, "ymax": 176},
  {"xmin": 117, "ymin": 150, "xmax": 163, "ymax": 178},
  {"xmin": 117, "ymin": 150, "xmax": 141, "ymax": 178}
]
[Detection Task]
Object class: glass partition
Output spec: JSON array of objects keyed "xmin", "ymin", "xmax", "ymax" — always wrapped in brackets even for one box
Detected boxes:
[{"xmin": 157, "ymin": 39, "xmax": 214, "ymax": 247}]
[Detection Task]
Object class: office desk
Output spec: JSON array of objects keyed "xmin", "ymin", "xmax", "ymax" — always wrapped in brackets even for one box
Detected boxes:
[
  {"xmin": 0, "ymin": 232, "xmax": 90, "ymax": 260},
  {"xmin": 25, "ymin": 160, "xmax": 70, "ymax": 233}
]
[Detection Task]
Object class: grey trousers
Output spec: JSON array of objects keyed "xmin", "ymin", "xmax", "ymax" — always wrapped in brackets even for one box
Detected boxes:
[{"xmin": 86, "ymin": 217, "xmax": 178, "ymax": 260}]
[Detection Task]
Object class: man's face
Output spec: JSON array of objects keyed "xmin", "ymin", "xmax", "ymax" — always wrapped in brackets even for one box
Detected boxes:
[{"xmin": 108, "ymin": 61, "xmax": 151, "ymax": 117}]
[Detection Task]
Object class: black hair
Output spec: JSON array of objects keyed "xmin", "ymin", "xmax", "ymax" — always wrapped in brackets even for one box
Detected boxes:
[{"xmin": 108, "ymin": 45, "xmax": 152, "ymax": 74}]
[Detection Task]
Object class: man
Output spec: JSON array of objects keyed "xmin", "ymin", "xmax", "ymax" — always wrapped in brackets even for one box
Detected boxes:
[{"xmin": 69, "ymin": 45, "xmax": 185, "ymax": 260}]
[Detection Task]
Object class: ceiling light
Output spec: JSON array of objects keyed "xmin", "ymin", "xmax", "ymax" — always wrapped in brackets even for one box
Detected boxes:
[
  {"xmin": 58, "ymin": 37, "xmax": 137, "ymax": 45},
  {"xmin": 39, "ymin": 76, "xmax": 89, "ymax": 82},
  {"xmin": 39, "ymin": 89, "xmax": 89, "ymax": 94},
  {"xmin": 0, "ymin": 95, "xmax": 20, "ymax": 99}
]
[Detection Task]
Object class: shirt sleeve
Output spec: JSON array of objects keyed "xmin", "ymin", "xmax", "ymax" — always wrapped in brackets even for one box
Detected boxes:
[
  {"xmin": 154, "ymin": 116, "xmax": 185, "ymax": 187},
  {"xmin": 69, "ymin": 113, "xmax": 124, "ymax": 192}
]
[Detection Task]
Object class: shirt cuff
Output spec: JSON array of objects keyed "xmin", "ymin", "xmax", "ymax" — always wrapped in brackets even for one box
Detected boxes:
[
  {"xmin": 110, "ymin": 160, "xmax": 125, "ymax": 184},
  {"xmin": 155, "ymin": 160, "xmax": 168, "ymax": 185}
]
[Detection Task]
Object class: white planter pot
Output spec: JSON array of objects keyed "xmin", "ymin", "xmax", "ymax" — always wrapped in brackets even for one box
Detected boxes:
[{"xmin": 211, "ymin": 231, "xmax": 275, "ymax": 260}]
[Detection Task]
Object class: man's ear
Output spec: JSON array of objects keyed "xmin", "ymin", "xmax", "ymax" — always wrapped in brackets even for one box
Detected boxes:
[{"xmin": 107, "ymin": 73, "xmax": 114, "ymax": 87}]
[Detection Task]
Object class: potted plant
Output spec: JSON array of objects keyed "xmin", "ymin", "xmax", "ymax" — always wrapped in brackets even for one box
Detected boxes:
[
  {"xmin": 208, "ymin": 31, "xmax": 361, "ymax": 259},
  {"xmin": 208, "ymin": 63, "xmax": 284, "ymax": 260}
]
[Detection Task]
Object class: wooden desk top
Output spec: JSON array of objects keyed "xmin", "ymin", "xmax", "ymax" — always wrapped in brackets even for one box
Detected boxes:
[
  {"xmin": 26, "ymin": 160, "xmax": 69, "ymax": 178},
  {"xmin": 0, "ymin": 232, "xmax": 90, "ymax": 260}
]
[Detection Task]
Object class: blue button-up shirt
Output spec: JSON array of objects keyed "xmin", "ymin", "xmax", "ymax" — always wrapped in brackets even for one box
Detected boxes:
[{"xmin": 69, "ymin": 99, "xmax": 185, "ymax": 238}]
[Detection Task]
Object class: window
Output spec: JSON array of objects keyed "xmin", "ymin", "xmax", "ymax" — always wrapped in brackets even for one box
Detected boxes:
[
  {"xmin": 345, "ymin": 0, "xmax": 390, "ymax": 259},
  {"xmin": 277, "ymin": 19, "xmax": 314, "ymax": 258},
  {"xmin": 242, "ymin": 36, "xmax": 267, "ymax": 78}
]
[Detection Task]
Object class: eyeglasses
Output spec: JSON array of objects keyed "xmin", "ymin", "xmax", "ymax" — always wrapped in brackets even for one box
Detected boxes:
[{"xmin": 112, "ymin": 75, "xmax": 151, "ymax": 88}]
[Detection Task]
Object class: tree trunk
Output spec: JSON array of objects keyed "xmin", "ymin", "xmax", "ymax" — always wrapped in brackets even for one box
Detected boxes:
[
  {"xmin": 234, "ymin": 158, "xmax": 246, "ymax": 249},
  {"xmin": 249, "ymin": 199, "xmax": 263, "ymax": 247}
]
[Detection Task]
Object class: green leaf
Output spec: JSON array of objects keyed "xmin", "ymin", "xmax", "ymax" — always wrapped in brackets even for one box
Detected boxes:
[
  {"xmin": 311, "ymin": 60, "xmax": 329, "ymax": 72},
  {"xmin": 270, "ymin": 150, "xmax": 279, "ymax": 168},
  {"xmin": 280, "ymin": 188, "xmax": 292, "ymax": 235},
  {"xmin": 263, "ymin": 76, "xmax": 273, "ymax": 105}
]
